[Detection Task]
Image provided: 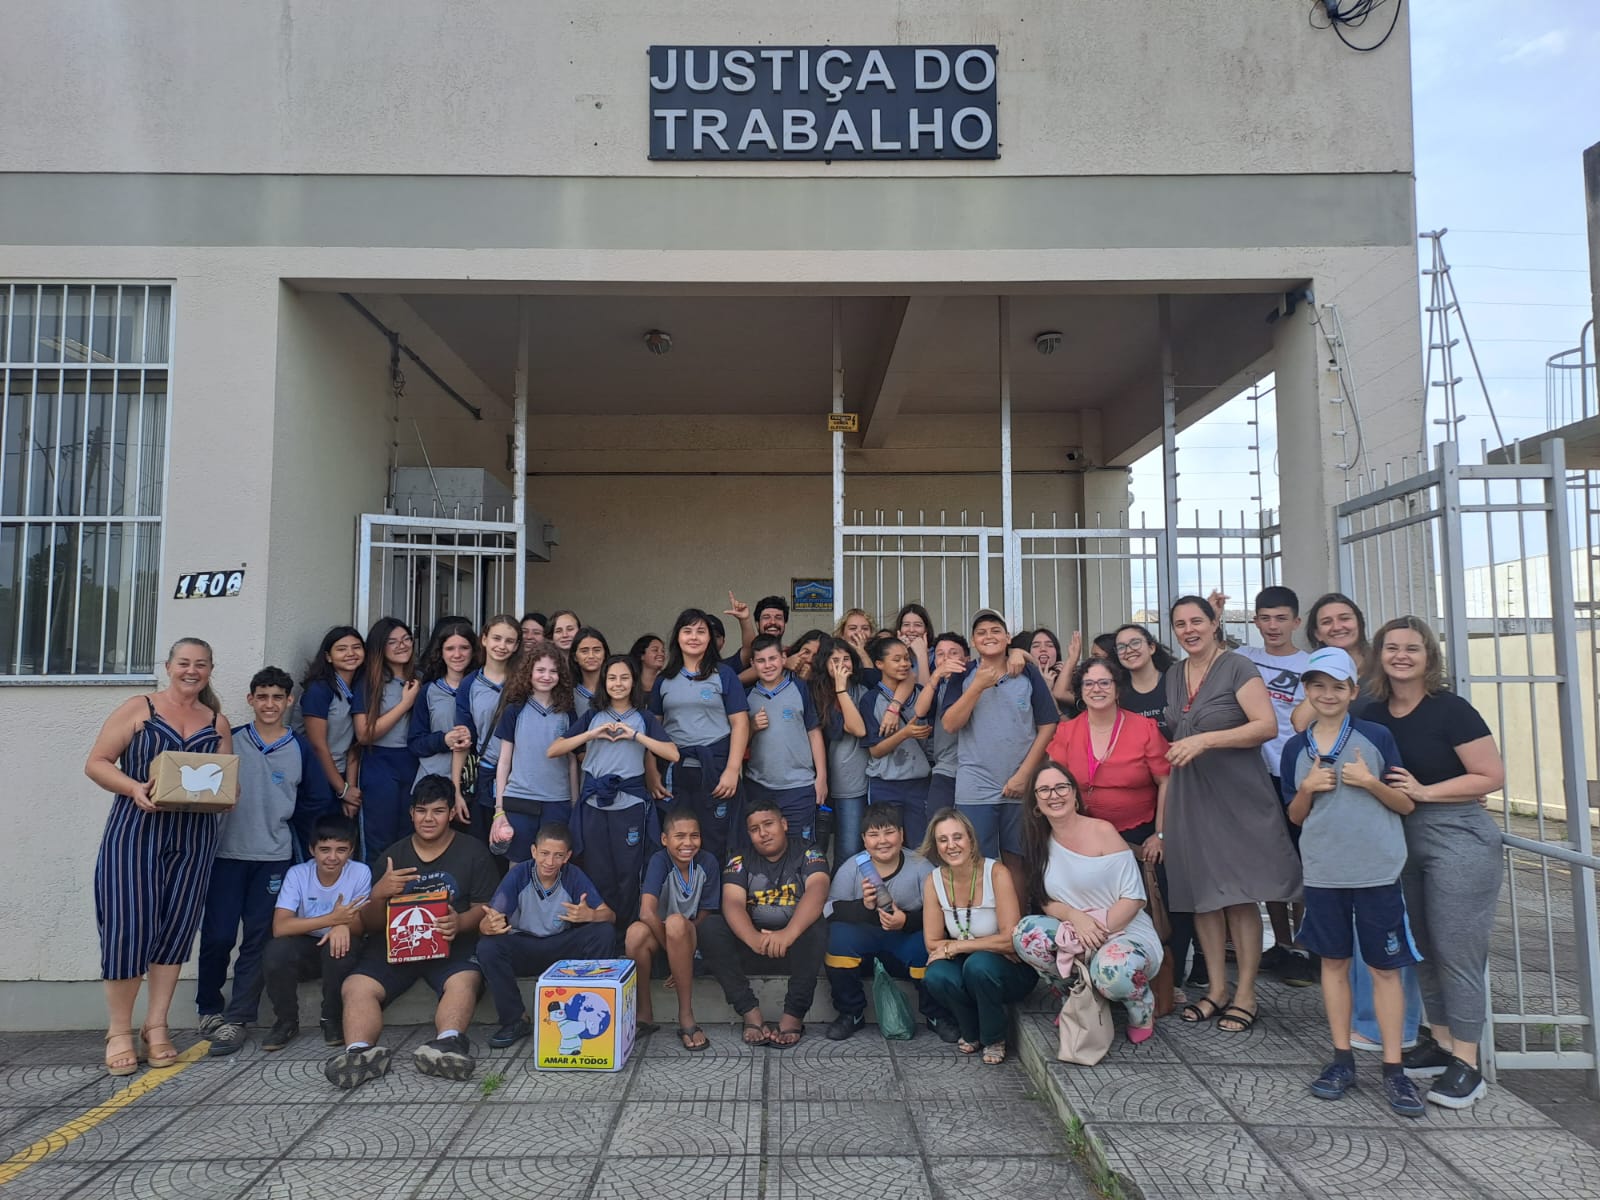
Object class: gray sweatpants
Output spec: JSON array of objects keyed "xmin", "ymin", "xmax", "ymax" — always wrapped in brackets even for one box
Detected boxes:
[{"xmin": 1400, "ymin": 802, "xmax": 1503, "ymax": 1044}]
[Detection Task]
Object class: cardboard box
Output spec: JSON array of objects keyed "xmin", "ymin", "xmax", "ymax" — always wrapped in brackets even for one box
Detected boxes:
[
  {"xmin": 148, "ymin": 751, "xmax": 239, "ymax": 813},
  {"xmin": 385, "ymin": 889, "xmax": 451, "ymax": 964},
  {"xmin": 535, "ymin": 959, "xmax": 637, "ymax": 1072}
]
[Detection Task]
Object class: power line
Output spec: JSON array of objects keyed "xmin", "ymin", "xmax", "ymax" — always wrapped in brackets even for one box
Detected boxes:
[{"xmin": 1448, "ymin": 228, "xmax": 1586, "ymax": 238}]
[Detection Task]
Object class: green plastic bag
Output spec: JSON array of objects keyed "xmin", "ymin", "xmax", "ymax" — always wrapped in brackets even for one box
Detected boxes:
[{"xmin": 872, "ymin": 960, "xmax": 916, "ymax": 1040}]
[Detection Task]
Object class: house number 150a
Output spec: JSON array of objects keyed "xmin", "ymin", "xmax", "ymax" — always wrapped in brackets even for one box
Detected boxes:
[{"xmin": 174, "ymin": 570, "xmax": 246, "ymax": 599}]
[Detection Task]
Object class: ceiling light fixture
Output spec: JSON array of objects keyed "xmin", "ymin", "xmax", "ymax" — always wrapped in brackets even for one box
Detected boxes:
[
  {"xmin": 643, "ymin": 329, "xmax": 672, "ymax": 356},
  {"xmin": 1034, "ymin": 331, "xmax": 1063, "ymax": 356}
]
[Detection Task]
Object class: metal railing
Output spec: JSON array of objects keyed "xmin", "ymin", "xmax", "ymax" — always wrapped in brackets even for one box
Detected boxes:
[
  {"xmin": 355, "ymin": 512, "xmax": 521, "ymax": 633},
  {"xmin": 1337, "ymin": 438, "xmax": 1600, "ymax": 1088},
  {"xmin": 1546, "ymin": 318, "xmax": 1596, "ymax": 431}
]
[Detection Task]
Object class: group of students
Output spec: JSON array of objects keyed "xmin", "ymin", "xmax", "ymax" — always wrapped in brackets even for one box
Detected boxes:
[{"xmin": 84, "ymin": 585, "xmax": 1506, "ymax": 1116}]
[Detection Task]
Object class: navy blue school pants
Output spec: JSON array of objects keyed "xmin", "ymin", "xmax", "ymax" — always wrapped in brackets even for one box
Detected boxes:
[
  {"xmin": 866, "ymin": 776, "xmax": 932, "ymax": 849},
  {"xmin": 824, "ymin": 920, "xmax": 949, "ymax": 1022},
  {"xmin": 666, "ymin": 754, "xmax": 741, "ymax": 867},
  {"xmin": 575, "ymin": 802, "xmax": 658, "ymax": 937},
  {"xmin": 360, "ymin": 745, "xmax": 418, "ymax": 862},
  {"xmin": 196, "ymin": 857, "xmax": 292, "ymax": 1024},
  {"xmin": 478, "ymin": 925, "xmax": 617, "ymax": 1027},
  {"xmin": 743, "ymin": 780, "xmax": 819, "ymax": 848}
]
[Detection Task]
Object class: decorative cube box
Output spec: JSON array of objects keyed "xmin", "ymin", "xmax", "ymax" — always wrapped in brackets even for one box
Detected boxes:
[
  {"xmin": 148, "ymin": 751, "xmax": 239, "ymax": 812},
  {"xmin": 535, "ymin": 959, "xmax": 637, "ymax": 1072},
  {"xmin": 385, "ymin": 889, "xmax": 451, "ymax": 963}
]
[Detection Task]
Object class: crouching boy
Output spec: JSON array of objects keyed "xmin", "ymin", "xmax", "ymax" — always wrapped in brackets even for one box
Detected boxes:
[
  {"xmin": 823, "ymin": 803, "xmax": 954, "ymax": 1042},
  {"xmin": 476, "ymin": 823, "xmax": 616, "ymax": 1049},
  {"xmin": 260, "ymin": 814, "xmax": 371, "ymax": 1051},
  {"xmin": 625, "ymin": 810, "xmax": 722, "ymax": 1051}
]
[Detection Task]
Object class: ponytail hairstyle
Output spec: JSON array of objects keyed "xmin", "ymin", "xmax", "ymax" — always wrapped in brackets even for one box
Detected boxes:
[
  {"xmin": 167, "ymin": 637, "xmax": 223, "ymax": 714},
  {"xmin": 301, "ymin": 625, "xmax": 364, "ymax": 692}
]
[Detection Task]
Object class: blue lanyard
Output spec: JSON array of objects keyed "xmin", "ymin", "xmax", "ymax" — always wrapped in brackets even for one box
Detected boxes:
[{"xmin": 1307, "ymin": 715, "xmax": 1353, "ymax": 765}]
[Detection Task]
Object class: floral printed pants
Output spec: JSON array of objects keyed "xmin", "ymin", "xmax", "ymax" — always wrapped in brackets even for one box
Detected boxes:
[{"xmin": 1013, "ymin": 914, "xmax": 1161, "ymax": 1030}]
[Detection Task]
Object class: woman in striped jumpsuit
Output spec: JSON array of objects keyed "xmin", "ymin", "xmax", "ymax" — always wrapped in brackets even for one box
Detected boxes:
[{"xmin": 85, "ymin": 638, "xmax": 232, "ymax": 1075}]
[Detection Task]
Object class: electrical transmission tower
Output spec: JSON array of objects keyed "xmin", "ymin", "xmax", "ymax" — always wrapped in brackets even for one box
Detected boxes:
[{"xmin": 1421, "ymin": 228, "xmax": 1508, "ymax": 463}]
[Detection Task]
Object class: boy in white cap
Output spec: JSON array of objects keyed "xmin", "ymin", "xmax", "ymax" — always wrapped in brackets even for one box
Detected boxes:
[{"xmin": 1281, "ymin": 645, "xmax": 1424, "ymax": 1118}]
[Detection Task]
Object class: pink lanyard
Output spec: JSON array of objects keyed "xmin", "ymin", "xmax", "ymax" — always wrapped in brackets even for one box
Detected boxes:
[{"xmin": 1082, "ymin": 712, "xmax": 1124, "ymax": 792}]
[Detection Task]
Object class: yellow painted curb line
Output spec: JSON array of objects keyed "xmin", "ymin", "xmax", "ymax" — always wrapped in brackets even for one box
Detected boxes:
[{"xmin": 0, "ymin": 1040, "xmax": 210, "ymax": 1185}]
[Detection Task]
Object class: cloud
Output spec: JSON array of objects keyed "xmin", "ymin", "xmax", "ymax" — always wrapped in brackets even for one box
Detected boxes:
[{"xmin": 1500, "ymin": 30, "xmax": 1568, "ymax": 62}]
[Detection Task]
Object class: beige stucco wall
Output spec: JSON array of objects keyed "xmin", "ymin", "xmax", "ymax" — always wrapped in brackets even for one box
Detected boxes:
[{"xmin": 0, "ymin": 0, "xmax": 1411, "ymax": 179}]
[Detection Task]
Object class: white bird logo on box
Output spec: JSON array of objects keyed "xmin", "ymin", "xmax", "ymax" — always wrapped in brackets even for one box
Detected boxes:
[{"xmin": 179, "ymin": 763, "xmax": 226, "ymax": 796}]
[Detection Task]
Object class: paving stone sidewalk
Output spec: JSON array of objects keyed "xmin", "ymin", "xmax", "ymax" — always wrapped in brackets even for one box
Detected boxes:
[
  {"xmin": 1014, "ymin": 975, "xmax": 1600, "ymax": 1200},
  {"xmin": 0, "ymin": 1021, "xmax": 1094, "ymax": 1200}
]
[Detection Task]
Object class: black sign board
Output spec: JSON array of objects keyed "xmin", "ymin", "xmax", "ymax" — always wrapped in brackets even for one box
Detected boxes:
[
  {"xmin": 174, "ymin": 570, "xmax": 245, "ymax": 599},
  {"xmin": 648, "ymin": 45, "xmax": 998, "ymax": 161}
]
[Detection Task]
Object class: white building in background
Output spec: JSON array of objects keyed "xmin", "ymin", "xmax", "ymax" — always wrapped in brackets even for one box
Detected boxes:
[{"xmin": 0, "ymin": 1, "xmax": 1425, "ymax": 1017}]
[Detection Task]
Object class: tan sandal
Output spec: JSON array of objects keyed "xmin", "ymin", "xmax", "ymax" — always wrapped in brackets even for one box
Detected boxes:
[
  {"xmin": 140, "ymin": 1023, "xmax": 180, "ymax": 1069},
  {"xmin": 981, "ymin": 1041, "xmax": 1008, "ymax": 1066},
  {"xmin": 104, "ymin": 1030, "xmax": 140, "ymax": 1077}
]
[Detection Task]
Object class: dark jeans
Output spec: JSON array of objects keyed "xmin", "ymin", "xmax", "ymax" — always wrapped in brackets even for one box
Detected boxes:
[
  {"xmin": 698, "ymin": 913, "xmax": 827, "ymax": 1020},
  {"xmin": 197, "ymin": 857, "xmax": 293, "ymax": 1024},
  {"xmin": 476, "ymin": 925, "xmax": 616, "ymax": 1026},
  {"xmin": 824, "ymin": 920, "xmax": 948, "ymax": 1022},
  {"xmin": 361, "ymin": 745, "xmax": 419, "ymax": 863},
  {"xmin": 922, "ymin": 951, "xmax": 1036, "ymax": 1045},
  {"xmin": 261, "ymin": 933, "xmax": 366, "ymax": 1026}
]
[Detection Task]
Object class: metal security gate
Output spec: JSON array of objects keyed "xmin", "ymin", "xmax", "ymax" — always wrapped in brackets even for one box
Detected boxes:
[
  {"xmin": 1336, "ymin": 438, "xmax": 1600, "ymax": 1088},
  {"xmin": 841, "ymin": 508, "xmax": 1280, "ymax": 643},
  {"xmin": 354, "ymin": 513, "xmax": 522, "ymax": 634}
]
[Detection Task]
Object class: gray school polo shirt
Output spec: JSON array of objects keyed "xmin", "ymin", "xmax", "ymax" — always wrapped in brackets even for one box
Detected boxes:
[
  {"xmin": 462, "ymin": 670, "xmax": 504, "ymax": 768},
  {"xmin": 413, "ymin": 679, "xmax": 461, "ymax": 785},
  {"xmin": 1281, "ymin": 718, "xmax": 1407, "ymax": 889},
  {"xmin": 497, "ymin": 700, "xmax": 577, "ymax": 802},
  {"xmin": 825, "ymin": 686, "xmax": 870, "ymax": 799},
  {"xmin": 578, "ymin": 706, "xmax": 666, "ymax": 810},
  {"xmin": 930, "ymin": 676, "xmax": 960, "ymax": 779},
  {"xmin": 745, "ymin": 675, "xmax": 819, "ymax": 791},
  {"xmin": 374, "ymin": 676, "xmax": 412, "ymax": 749},
  {"xmin": 863, "ymin": 684, "xmax": 933, "ymax": 782},
  {"xmin": 949, "ymin": 663, "xmax": 1057, "ymax": 805},
  {"xmin": 217, "ymin": 725, "xmax": 301, "ymax": 861},
  {"xmin": 650, "ymin": 665, "xmax": 741, "ymax": 762}
]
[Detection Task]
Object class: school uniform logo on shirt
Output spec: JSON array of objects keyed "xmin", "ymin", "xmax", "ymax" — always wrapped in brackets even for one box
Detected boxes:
[
  {"xmin": 781, "ymin": 707, "xmax": 799, "ymax": 722},
  {"xmin": 270, "ymin": 771, "xmax": 286, "ymax": 786},
  {"xmin": 700, "ymin": 686, "xmax": 718, "ymax": 701}
]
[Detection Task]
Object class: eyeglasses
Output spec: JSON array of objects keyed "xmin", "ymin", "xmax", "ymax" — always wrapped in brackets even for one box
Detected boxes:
[
  {"xmin": 1114, "ymin": 641, "xmax": 1145, "ymax": 654},
  {"xmin": 1080, "ymin": 679, "xmax": 1115, "ymax": 691},
  {"xmin": 386, "ymin": 635, "xmax": 414, "ymax": 648},
  {"xmin": 1034, "ymin": 783, "xmax": 1077, "ymax": 800}
]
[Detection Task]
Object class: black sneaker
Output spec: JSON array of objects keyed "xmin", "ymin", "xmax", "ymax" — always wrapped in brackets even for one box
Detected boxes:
[
  {"xmin": 1310, "ymin": 1061, "xmax": 1356, "ymax": 1100},
  {"xmin": 1260, "ymin": 945, "xmax": 1290, "ymax": 972},
  {"xmin": 825, "ymin": 1013, "xmax": 865, "ymax": 1042},
  {"xmin": 488, "ymin": 1019, "xmax": 532, "ymax": 1049},
  {"xmin": 926, "ymin": 1017, "xmax": 962, "ymax": 1044},
  {"xmin": 324, "ymin": 1044, "xmax": 391, "ymax": 1090},
  {"xmin": 261, "ymin": 1020, "xmax": 299, "ymax": 1052},
  {"xmin": 1425, "ymin": 1057, "xmax": 1486, "ymax": 1109},
  {"xmin": 207, "ymin": 1023, "xmax": 249, "ymax": 1057},
  {"xmin": 320, "ymin": 1018, "xmax": 344, "ymax": 1047},
  {"xmin": 414, "ymin": 1033, "xmax": 476, "ymax": 1081},
  {"xmin": 1383, "ymin": 1070, "xmax": 1426, "ymax": 1117},
  {"xmin": 1402, "ymin": 1033, "xmax": 1454, "ymax": 1079},
  {"xmin": 1279, "ymin": 951, "xmax": 1318, "ymax": 988}
]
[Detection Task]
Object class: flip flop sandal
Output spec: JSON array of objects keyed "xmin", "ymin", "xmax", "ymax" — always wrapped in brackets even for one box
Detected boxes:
[
  {"xmin": 768, "ymin": 1022, "xmax": 803, "ymax": 1049},
  {"xmin": 741, "ymin": 1021, "xmax": 769, "ymax": 1047},
  {"xmin": 1215, "ymin": 1005, "xmax": 1259, "ymax": 1033},
  {"xmin": 678, "ymin": 1025, "xmax": 710, "ymax": 1051}
]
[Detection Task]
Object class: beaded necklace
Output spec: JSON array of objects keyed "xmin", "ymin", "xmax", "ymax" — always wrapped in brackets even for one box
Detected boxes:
[{"xmin": 943, "ymin": 863, "xmax": 980, "ymax": 940}]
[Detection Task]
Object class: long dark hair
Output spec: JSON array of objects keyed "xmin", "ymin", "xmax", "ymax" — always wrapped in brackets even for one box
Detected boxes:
[
  {"xmin": 591, "ymin": 653, "xmax": 645, "ymax": 714},
  {"xmin": 809, "ymin": 635, "xmax": 859, "ymax": 730},
  {"xmin": 1306, "ymin": 591, "xmax": 1371, "ymax": 668},
  {"xmin": 503, "ymin": 643, "xmax": 575, "ymax": 715},
  {"xmin": 567, "ymin": 626, "xmax": 611, "ymax": 687},
  {"xmin": 663, "ymin": 608, "xmax": 719, "ymax": 681},
  {"xmin": 1019, "ymin": 758, "xmax": 1084, "ymax": 914},
  {"xmin": 1112, "ymin": 623, "xmax": 1175, "ymax": 673},
  {"xmin": 301, "ymin": 625, "xmax": 364, "ymax": 692},
  {"xmin": 417, "ymin": 616, "xmax": 481, "ymax": 684},
  {"xmin": 362, "ymin": 617, "xmax": 415, "ymax": 719}
]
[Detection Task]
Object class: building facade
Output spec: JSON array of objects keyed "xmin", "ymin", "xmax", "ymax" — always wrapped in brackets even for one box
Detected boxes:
[{"xmin": 0, "ymin": 1, "xmax": 1424, "ymax": 1010}]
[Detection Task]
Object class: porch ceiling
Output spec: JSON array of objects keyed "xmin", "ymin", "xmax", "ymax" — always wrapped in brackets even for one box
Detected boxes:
[{"xmin": 397, "ymin": 288, "xmax": 1279, "ymax": 446}]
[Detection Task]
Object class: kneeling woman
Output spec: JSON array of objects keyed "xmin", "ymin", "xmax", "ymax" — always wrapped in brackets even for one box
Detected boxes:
[
  {"xmin": 920, "ymin": 808, "xmax": 1036, "ymax": 1064},
  {"xmin": 1013, "ymin": 762, "xmax": 1165, "ymax": 1043}
]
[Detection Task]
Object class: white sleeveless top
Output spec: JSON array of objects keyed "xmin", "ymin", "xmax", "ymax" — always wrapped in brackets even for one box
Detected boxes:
[{"xmin": 931, "ymin": 858, "xmax": 999, "ymax": 940}]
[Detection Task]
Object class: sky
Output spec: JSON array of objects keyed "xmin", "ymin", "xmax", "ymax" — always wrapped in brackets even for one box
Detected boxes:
[{"xmin": 1129, "ymin": 0, "xmax": 1599, "ymax": 526}]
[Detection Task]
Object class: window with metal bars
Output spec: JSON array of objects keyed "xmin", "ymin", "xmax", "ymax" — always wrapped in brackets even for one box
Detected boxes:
[{"xmin": 0, "ymin": 283, "xmax": 171, "ymax": 679}]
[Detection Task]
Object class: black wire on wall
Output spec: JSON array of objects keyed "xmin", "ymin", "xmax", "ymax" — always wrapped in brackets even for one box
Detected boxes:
[{"xmin": 1309, "ymin": 0, "xmax": 1404, "ymax": 54}]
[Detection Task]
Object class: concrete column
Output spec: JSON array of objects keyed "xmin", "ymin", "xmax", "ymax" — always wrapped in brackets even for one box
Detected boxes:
[{"xmin": 1272, "ymin": 303, "xmax": 1342, "ymax": 604}]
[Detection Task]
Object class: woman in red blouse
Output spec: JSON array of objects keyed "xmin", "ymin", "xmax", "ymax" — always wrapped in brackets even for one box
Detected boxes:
[{"xmin": 1047, "ymin": 658, "xmax": 1169, "ymax": 862}]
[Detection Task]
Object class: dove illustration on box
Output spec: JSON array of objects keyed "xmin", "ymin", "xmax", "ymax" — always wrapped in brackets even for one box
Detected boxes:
[{"xmin": 148, "ymin": 751, "xmax": 240, "ymax": 812}]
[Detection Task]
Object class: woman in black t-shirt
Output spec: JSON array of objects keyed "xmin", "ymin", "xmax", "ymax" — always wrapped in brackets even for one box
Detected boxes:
[
  {"xmin": 1359, "ymin": 616, "xmax": 1505, "ymax": 1111},
  {"xmin": 1113, "ymin": 624, "xmax": 1175, "ymax": 739}
]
